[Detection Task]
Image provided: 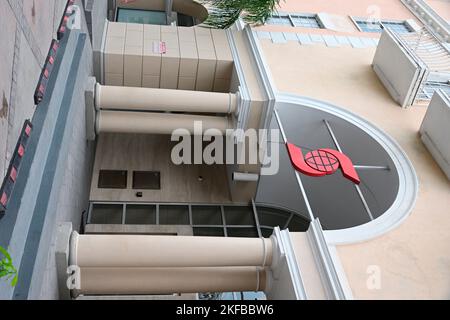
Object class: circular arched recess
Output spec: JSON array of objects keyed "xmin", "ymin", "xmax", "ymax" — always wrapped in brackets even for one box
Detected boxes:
[
  {"xmin": 274, "ymin": 93, "xmax": 418, "ymax": 245},
  {"xmin": 117, "ymin": 0, "xmax": 209, "ymax": 26}
]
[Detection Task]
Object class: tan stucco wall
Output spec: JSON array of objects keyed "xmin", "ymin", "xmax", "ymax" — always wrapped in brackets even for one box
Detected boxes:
[
  {"xmin": 254, "ymin": 0, "xmax": 420, "ymax": 37},
  {"xmin": 260, "ymin": 40, "xmax": 450, "ymax": 299},
  {"xmin": 426, "ymin": 0, "xmax": 450, "ymax": 20}
]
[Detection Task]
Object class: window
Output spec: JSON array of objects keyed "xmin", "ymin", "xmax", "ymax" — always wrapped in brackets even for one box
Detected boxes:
[
  {"xmin": 266, "ymin": 14, "xmax": 292, "ymax": 26},
  {"xmin": 193, "ymin": 228, "xmax": 225, "ymax": 237},
  {"xmin": 227, "ymin": 227, "xmax": 259, "ymax": 238},
  {"xmin": 132, "ymin": 171, "xmax": 161, "ymax": 190},
  {"xmin": 159, "ymin": 205, "xmax": 190, "ymax": 225},
  {"xmin": 354, "ymin": 19, "xmax": 413, "ymax": 33},
  {"xmin": 87, "ymin": 203, "xmax": 310, "ymax": 238},
  {"xmin": 90, "ymin": 204, "xmax": 124, "ymax": 224},
  {"xmin": 98, "ymin": 170, "xmax": 127, "ymax": 189},
  {"xmin": 266, "ymin": 13, "xmax": 323, "ymax": 29},
  {"xmin": 224, "ymin": 206, "xmax": 255, "ymax": 225},
  {"xmin": 192, "ymin": 206, "xmax": 223, "ymax": 225},
  {"xmin": 355, "ymin": 20, "xmax": 383, "ymax": 33},
  {"xmin": 290, "ymin": 15, "xmax": 322, "ymax": 28},
  {"xmin": 116, "ymin": 8, "xmax": 167, "ymax": 25},
  {"xmin": 382, "ymin": 21, "xmax": 413, "ymax": 33},
  {"xmin": 125, "ymin": 205, "xmax": 157, "ymax": 225}
]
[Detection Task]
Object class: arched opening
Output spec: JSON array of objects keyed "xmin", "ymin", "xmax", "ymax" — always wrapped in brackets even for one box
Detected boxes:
[{"xmin": 256, "ymin": 94, "xmax": 418, "ymax": 244}]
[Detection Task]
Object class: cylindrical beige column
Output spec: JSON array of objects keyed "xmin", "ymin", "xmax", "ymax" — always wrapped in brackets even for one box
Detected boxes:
[
  {"xmin": 77, "ymin": 267, "xmax": 268, "ymax": 295},
  {"xmin": 71, "ymin": 233, "xmax": 273, "ymax": 268},
  {"xmin": 96, "ymin": 111, "xmax": 232, "ymax": 135},
  {"xmin": 96, "ymin": 84, "xmax": 238, "ymax": 114}
]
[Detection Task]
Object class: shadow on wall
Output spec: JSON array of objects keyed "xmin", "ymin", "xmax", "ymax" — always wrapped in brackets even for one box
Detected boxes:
[
  {"xmin": 116, "ymin": 0, "xmax": 209, "ymax": 24},
  {"xmin": 0, "ymin": 92, "xmax": 8, "ymax": 120}
]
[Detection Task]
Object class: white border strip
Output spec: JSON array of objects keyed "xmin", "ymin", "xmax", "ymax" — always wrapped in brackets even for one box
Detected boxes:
[
  {"xmin": 274, "ymin": 228, "xmax": 308, "ymax": 299},
  {"xmin": 244, "ymin": 25, "xmax": 277, "ymax": 130},
  {"xmin": 100, "ymin": 19, "xmax": 109, "ymax": 85},
  {"xmin": 226, "ymin": 29, "xmax": 251, "ymax": 134},
  {"xmin": 307, "ymin": 220, "xmax": 348, "ymax": 299}
]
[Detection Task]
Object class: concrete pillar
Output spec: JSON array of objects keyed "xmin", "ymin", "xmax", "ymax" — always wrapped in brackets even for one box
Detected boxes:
[
  {"xmin": 95, "ymin": 84, "xmax": 238, "ymax": 114},
  {"xmin": 70, "ymin": 233, "xmax": 273, "ymax": 268},
  {"xmin": 55, "ymin": 223, "xmax": 73, "ymax": 300},
  {"xmin": 77, "ymin": 267, "xmax": 268, "ymax": 295},
  {"xmin": 96, "ymin": 110, "xmax": 232, "ymax": 135}
]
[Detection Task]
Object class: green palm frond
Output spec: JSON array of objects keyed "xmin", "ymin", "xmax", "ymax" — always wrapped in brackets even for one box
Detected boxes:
[
  {"xmin": 0, "ymin": 245, "xmax": 18, "ymax": 287},
  {"xmin": 201, "ymin": 0, "xmax": 281, "ymax": 29}
]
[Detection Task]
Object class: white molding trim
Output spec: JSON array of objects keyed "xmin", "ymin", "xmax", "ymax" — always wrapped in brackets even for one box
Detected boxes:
[
  {"xmin": 326, "ymin": 244, "xmax": 354, "ymax": 299},
  {"xmin": 349, "ymin": 16, "xmax": 364, "ymax": 32},
  {"xmin": 234, "ymin": 17, "xmax": 246, "ymax": 31},
  {"xmin": 400, "ymin": 0, "xmax": 450, "ymax": 42},
  {"xmin": 243, "ymin": 26, "xmax": 277, "ymax": 130},
  {"xmin": 276, "ymin": 94, "xmax": 419, "ymax": 245},
  {"xmin": 306, "ymin": 220, "xmax": 352, "ymax": 299},
  {"xmin": 225, "ymin": 29, "xmax": 251, "ymax": 135},
  {"xmin": 100, "ymin": 19, "xmax": 109, "ymax": 85},
  {"xmin": 229, "ymin": 21, "xmax": 279, "ymax": 132},
  {"xmin": 270, "ymin": 227, "xmax": 308, "ymax": 300}
]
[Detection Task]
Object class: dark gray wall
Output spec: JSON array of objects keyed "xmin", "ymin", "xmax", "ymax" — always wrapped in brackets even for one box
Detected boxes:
[{"xmin": 256, "ymin": 115, "xmax": 311, "ymax": 221}]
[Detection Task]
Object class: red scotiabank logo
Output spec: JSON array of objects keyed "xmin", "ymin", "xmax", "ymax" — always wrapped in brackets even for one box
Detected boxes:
[{"xmin": 286, "ymin": 142, "xmax": 360, "ymax": 184}]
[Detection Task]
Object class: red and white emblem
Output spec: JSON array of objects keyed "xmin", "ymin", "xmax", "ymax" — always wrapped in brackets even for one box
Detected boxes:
[{"xmin": 286, "ymin": 142, "xmax": 360, "ymax": 184}]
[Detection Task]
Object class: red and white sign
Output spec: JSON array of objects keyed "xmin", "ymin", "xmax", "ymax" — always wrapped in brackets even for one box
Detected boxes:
[
  {"xmin": 286, "ymin": 142, "xmax": 361, "ymax": 184},
  {"xmin": 153, "ymin": 41, "xmax": 167, "ymax": 54},
  {"xmin": 0, "ymin": 193, "xmax": 7, "ymax": 207}
]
